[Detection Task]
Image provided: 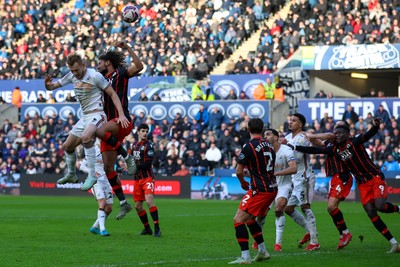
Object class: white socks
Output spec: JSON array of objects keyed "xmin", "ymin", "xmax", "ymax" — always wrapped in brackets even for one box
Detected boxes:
[
  {"xmin": 289, "ymin": 209, "xmax": 308, "ymax": 230},
  {"xmin": 304, "ymin": 209, "xmax": 318, "ymax": 244},
  {"xmin": 241, "ymin": 250, "xmax": 250, "ymax": 259},
  {"xmin": 65, "ymin": 151, "xmax": 76, "ymax": 175},
  {"xmin": 97, "ymin": 209, "xmax": 106, "ymax": 231},
  {"xmin": 275, "ymin": 215, "xmax": 285, "ymax": 244},
  {"xmin": 84, "ymin": 146, "xmax": 96, "ymax": 179}
]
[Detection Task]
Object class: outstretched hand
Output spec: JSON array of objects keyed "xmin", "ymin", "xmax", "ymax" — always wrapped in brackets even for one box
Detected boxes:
[
  {"xmin": 114, "ymin": 41, "xmax": 128, "ymax": 49},
  {"xmin": 279, "ymin": 137, "xmax": 287, "ymax": 145},
  {"xmin": 372, "ymin": 117, "xmax": 382, "ymax": 126}
]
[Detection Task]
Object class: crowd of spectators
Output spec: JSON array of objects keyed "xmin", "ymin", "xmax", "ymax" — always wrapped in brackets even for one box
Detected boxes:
[
  {"xmin": 1, "ymin": 1, "xmax": 400, "ymax": 81},
  {"xmin": 228, "ymin": 0, "xmax": 400, "ymax": 75},
  {"xmin": 0, "ymin": 0, "xmax": 285, "ymax": 81},
  {"xmin": 2, "ymin": 94, "xmax": 400, "ymax": 178},
  {"xmin": 1, "ymin": 0, "xmax": 400, "ymax": 179}
]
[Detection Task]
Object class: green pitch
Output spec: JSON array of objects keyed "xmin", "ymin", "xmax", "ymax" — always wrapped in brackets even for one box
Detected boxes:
[{"xmin": 1, "ymin": 196, "xmax": 399, "ymax": 267}]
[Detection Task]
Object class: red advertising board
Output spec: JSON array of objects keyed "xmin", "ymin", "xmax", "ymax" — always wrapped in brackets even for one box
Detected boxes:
[{"xmin": 20, "ymin": 174, "xmax": 190, "ymax": 198}]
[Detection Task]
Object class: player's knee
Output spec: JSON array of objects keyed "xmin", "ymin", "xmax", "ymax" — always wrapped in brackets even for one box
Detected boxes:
[
  {"xmin": 275, "ymin": 210, "xmax": 284, "ymax": 217},
  {"xmin": 104, "ymin": 165, "xmax": 114, "ymax": 174},
  {"xmin": 135, "ymin": 203, "xmax": 143, "ymax": 212},
  {"xmin": 327, "ymin": 204, "xmax": 337, "ymax": 214},
  {"xmin": 82, "ymin": 138, "xmax": 94, "ymax": 148},
  {"xmin": 63, "ymin": 143, "xmax": 74, "ymax": 154}
]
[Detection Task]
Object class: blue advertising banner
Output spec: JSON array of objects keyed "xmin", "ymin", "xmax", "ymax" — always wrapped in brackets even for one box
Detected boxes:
[
  {"xmin": 298, "ymin": 97, "xmax": 400, "ymax": 122},
  {"xmin": 0, "ymin": 74, "xmax": 274, "ymax": 104},
  {"xmin": 21, "ymin": 100, "xmax": 270, "ymax": 123},
  {"xmin": 191, "ymin": 175, "xmax": 247, "ymax": 200},
  {"xmin": 301, "ymin": 44, "xmax": 400, "ymax": 70}
]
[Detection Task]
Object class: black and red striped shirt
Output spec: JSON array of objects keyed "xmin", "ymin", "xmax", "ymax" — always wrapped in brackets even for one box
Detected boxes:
[
  {"xmin": 238, "ymin": 137, "xmax": 277, "ymax": 192},
  {"xmin": 104, "ymin": 67, "xmax": 131, "ymax": 120},
  {"xmin": 131, "ymin": 140, "xmax": 155, "ymax": 180},
  {"xmin": 324, "ymin": 141, "xmax": 351, "ymax": 182},
  {"xmin": 296, "ymin": 125, "xmax": 382, "ymax": 184}
]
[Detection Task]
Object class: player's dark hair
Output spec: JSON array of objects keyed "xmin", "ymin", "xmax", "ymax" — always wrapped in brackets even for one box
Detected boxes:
[
  {"xmin": 265, "ymin": 128, "xmax": 279, "ymax": 137},
  {"xmin": 293, "ymin": 113, "xmax": 306, "ymax": 127},
  {"xmin": 334, "ymin": 120, "xmax": 350, "ymax": 130},
  {"xmin": 99, "ymin": 48, "xmax": 126, "ymax": 69},
  {"xmin": 248, "ymin": 118, "xmax": 264, "ymax": 134},
  {"xmin": 335, "ymin": 121, "xmax": 350, "ymax": 132},
  {"xmin": 137, "ymin": 123, "xmax": 149, "ymax": 131}
]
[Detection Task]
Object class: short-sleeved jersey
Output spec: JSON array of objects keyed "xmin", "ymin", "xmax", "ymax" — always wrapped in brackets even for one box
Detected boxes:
[
  {"xmin": 131, "ymin": 140, "xmax": 155, "ymax": 181},
  {"xmin": 275, "ymin": 144, "xmax": 296, "ymax": 187},
  {"xmin": 238, "ymin": 137, "xmax": 277, "ymax": 192},
  {"xmin": 58, "ymin": 68, "xmax": 110, "ymax": 113},
  {"xmin": 285, "ymin": 132, "xmax": 313, "ymax": 181},
  {"xmin": 296, "ymin": 125, "xmax": 383, "ymax": 184},
  {"xmin": 104, "ymin": 66, "xmax": 131, "ymax": 120}
]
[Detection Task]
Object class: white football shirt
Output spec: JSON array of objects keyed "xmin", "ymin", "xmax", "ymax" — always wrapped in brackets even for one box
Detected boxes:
[
  {"xmin": 285, "ymin": 132, "xmax": 314, "ymax": 183},
  {"xmin": 58, "ymin": 68, "xmax": 110, "ymax": 113},
  {"xmin": 275, "ymin": 144, "xmax": 296, "ymax": 187}
]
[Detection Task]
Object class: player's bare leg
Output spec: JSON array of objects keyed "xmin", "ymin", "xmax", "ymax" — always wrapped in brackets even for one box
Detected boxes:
[{"xmin": 327, "ymin": 197, "xmax": 352, "ymax": 249}]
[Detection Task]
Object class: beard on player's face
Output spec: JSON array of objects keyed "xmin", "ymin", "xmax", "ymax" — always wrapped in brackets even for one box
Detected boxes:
[{"xmin": 99, "ymin": 68, "xmax": 108, "ymax": 75}]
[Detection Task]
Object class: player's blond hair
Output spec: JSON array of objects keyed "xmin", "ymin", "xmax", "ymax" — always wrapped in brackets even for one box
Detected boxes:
[{"xmin": 66, "ymin": 52, "xmax": 84, "ymax": 66}]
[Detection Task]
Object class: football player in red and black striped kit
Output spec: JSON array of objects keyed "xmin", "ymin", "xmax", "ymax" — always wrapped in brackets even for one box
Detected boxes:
[
  {"xmin": 229, "ymin": 118, "xmax": 277, "ymax": 264},
  {"xmin": 293, "ymin": 117, "xmax": 400, "ymax": 253},
  {"xmin": 131, "ymin": 123, "xmax": 161, "ymax": 237},
  {"xmin": 96, "ymin": 41, "xmax": 143, "ymax": 220},
  {"xmin": 305, "ymin": 121, "xmax": 353, "ymax": 249}
]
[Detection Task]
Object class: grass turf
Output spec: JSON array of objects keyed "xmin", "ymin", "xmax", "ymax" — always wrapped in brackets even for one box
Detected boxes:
[{"xmin": 0, "ymin": 196, "xmax": 399, "ymax": 266}]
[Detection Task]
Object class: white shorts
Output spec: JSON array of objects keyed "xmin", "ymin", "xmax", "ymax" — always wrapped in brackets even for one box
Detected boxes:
[
  {"xmin": 287, "ymin": 179, "xmax": 310, "ymax": 206},
  {"xmin": 92, "ymin": 179, "xmax": 113, "ymax": 205},
  {"xmin": 276, "ymin": 183, "xmax": 292, "ymax": 200},
  {"xmin": 70, "ymin": 112, "xmax": 107, "ymax": 137}
]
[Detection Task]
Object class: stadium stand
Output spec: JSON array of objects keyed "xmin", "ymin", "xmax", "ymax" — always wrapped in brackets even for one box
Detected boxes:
[{"xmin": 1, "ymin": 1, "xmax": 400, "ymax": 175}]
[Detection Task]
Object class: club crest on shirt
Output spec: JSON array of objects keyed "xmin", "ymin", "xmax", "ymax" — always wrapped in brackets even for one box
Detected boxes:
[
  {"xmin": 132, "ymin": 150, "xmax": 141, "ymax": 160},
  {"xmin": 337, "ymin": 149, "xmax": 353, "ymax": 161}
]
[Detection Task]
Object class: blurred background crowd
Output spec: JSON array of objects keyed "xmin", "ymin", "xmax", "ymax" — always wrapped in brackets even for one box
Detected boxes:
[
  {"xmin": 1, "ymin": 0, "xmax": 400, "ymax": 80},
  {"xmin": 1, "ymin": 0, "xmax": 400, "ymax": 177}
]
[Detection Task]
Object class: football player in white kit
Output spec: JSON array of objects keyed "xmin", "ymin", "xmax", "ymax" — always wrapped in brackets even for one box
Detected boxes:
[
  {"xmin": 79, "ymin": 142, "xmax": 113, "ymax": 236},
  {"xmin": 251, "ymin": 128, "xmax": 297, "ymax": 252},
  {"xmin": 44, "ymin": 52, "xmax": 129, "ymax": 191},
  {"xmin": 282, "ymin": 113, "xmax": 319, "ymax": 251}
]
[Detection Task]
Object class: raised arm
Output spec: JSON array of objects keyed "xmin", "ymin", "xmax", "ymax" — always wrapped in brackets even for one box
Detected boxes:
[
  {"xmin": 359, "ymin": 117, "xmax": 381, "ymax": 142},
  {"xmin": 287, "ymin": 143, "xmax": 332, "ymax": 155},
  {"xmin": 306, "ymin": 132, "xmax": 335, "ymax": 147},
  {"xmin": 115, "ymin": 41, "xmax": 143, "ymax": 78}
]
